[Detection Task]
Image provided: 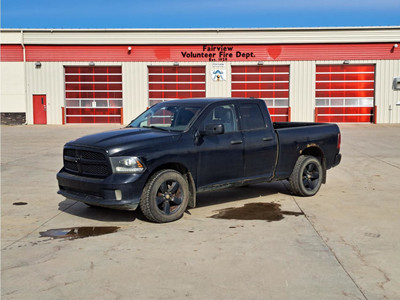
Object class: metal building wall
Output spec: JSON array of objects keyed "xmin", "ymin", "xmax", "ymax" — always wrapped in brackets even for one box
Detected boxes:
[
  {"xmin": 0, "ymin": 62, "xmax": 26, "ymax": 112},
  {"xmin": 22, "ymin": 59, "xmax": 400, "ymax": 125},
  {"xmin": 375, "ymin": 60, "xmax": 400, "ymax": 124},
  {"xmin": 122, "ymin": 62, "xmax": 148, "ymax": 123},
  {"xmin": 289, "ymin": 61, "xmax": 316, "ymax": 122},
  {"xmin": 26, "ymin": 61, "xmax": 64, "ymax": 124},
  {"xmin": 10, "ymin": 27, "xmax": 400, "ymax": 45},
  {"xmin": 26, "ymin": 61, "xmax": 123, "ymax": 124}
]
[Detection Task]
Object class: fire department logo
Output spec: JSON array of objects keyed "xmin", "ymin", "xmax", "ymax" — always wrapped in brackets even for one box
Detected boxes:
[{"xmin": 211, "ymin": 69, "xmax": 226, "ymax": 81}]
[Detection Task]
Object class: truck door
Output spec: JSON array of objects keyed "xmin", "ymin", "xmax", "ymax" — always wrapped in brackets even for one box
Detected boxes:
[
  {"xmin": 196, "ymin": 104, "xmax": 244, "ymax": 187},
  {"xmin": 238, "ymin": 103, "xmax": 277, "ymax": 179}
]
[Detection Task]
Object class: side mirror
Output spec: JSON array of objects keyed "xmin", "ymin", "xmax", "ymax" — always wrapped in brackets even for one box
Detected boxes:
[{"xmin": 199, "ymin": 123, "xmax": 225, "ymax": 136}]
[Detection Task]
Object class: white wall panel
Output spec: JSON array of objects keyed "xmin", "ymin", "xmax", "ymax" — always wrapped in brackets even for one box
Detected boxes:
[
  {"xmin": 26, "ymin": 62, "xmax": 64, "ymax": 124},
  {"xmin": 375, "ymin": 60, "xmax": 400, "ymax": 123},
  {"xmin": 0, "ymin": 62, "xmax": 26, "ymax": 112},
  {"xmin": 3, "ymin": 27, "xmax": 399, "ymax": 45},
  {"xmin": 206, "ymin": 62, "xmax": 231, "ymax": 98},
  {"xmin": 122, "ymin": 62, "xmax": 148, "ymax": 124},
  {"xmin": 289, "ymin": 61, "xmax": 316, "ymax": 122}
]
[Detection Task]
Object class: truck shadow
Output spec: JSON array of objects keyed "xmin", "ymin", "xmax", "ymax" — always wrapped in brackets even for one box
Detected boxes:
[
  {"xmin": 58, "ymin": 199, "xmax": 141, "ymax": 222},
  {"xmin": 195, "ymin": 181, "xmax": 291, "ymax": 208},
  {"xmin": 58, "ymin": 181, "xmax": 291, "ymax": 222}
]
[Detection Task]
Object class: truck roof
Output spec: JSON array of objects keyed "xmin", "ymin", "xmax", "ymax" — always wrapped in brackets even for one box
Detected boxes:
[{"xmin": 162, "ymin": 97, "xmax": 262, "ymax": 105}]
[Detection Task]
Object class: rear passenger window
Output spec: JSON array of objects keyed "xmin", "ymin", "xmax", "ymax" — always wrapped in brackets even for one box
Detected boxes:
[{"xmin": 239, "ymin": 104, "xmax": 266, "ymax": 130}]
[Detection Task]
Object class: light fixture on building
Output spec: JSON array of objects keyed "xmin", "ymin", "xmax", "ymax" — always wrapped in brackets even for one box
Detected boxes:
[
  {"xmin": 343, "ymin": 60, "xmax": 350, "ymax": 64},
  {"xmin": 393, "ymin": 44, "xmax": 399, "ymax": 49},
  {"xmin": 173, "ymin": 62, "xmax": 179, "ymax": 66},
  {"xmin": 35, "ymin": 61, "xmax": 41, "ymax": 68},
  {"xmin": 89, "ymin": 61, "xmax": 95, "ymax": 66},
  {"xmin": 257, "ymin": 61, "xmax": 264, "ymax": 65},
  {"xmin": 128, "ymin": 46, "xmax": 132, "ymax": 54}
]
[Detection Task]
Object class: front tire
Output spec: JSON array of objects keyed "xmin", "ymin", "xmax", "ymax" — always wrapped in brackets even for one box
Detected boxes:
[
  {"xmin": 289, "ymin": 155, "xmax": 323, "ymax": 197},
  {"xmin": 140, "ymin": 169, "xmax": 189, "ymax": 223}
]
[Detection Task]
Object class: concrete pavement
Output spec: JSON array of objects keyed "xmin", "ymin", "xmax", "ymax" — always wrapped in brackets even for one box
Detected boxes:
[{"xmin": 1, "ymin": 124, "xmax": 399, "ymax": 299}]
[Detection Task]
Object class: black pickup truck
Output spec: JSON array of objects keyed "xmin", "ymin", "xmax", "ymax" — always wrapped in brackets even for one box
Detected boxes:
[{"xmin": 57, "ymin": 98, "xmax": 341, "ymax": 223}]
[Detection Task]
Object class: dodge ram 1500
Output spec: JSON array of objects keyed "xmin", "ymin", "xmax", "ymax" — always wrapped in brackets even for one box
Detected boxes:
[{"xmin": 57, "ymin": 98, "xmax": 341, "ymax": 223}]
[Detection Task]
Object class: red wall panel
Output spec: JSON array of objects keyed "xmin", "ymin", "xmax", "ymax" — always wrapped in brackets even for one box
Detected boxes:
[
  {"xmin": 0, "ymin": 45, "xmax": 23, "ymax": 61},
  {"xmin": 2, "ymin": 44, "xmax": 399, "ymax": 62}
]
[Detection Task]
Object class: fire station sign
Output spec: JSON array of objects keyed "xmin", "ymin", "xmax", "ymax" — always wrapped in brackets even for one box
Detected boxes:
[{"xmin": 181, "ymin": 45, "xmax": 256, "ymax": 62}]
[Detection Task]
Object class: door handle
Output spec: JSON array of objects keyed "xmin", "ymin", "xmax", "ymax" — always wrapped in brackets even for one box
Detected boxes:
[
  {"xmin": 231, "ymin": 140, "xmax": 243, "ymax": 145},
  {"xmin": 263, "ymin": 137, "xmax": 273, "ymax": 142}
]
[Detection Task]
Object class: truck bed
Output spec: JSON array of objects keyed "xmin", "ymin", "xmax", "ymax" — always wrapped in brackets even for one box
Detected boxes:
[
  {"xmin": 273, "ymin": 122, "xmax": 340, "ymax": 180},
  {"xmin": 273, "ymin": 122, "xmax": 326, "ymax": 129}
]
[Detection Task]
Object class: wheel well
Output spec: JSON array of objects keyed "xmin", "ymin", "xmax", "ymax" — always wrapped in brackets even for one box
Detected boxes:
[
  {"xmin": 300, "ymin": 146, "xmax": 327, "ymax": 183},
  {"xmin": 150, "ymin": 163, "xmax": 197, "ymax": 208},
  {"xmin": 152, "ymin": 163, "xmax": 188, "ymax": 175}
]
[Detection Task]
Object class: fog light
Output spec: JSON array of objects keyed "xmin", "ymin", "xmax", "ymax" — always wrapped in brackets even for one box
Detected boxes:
[{"xmin": 115, "ymin": 190, "xmax": 122, "ymax": 201}]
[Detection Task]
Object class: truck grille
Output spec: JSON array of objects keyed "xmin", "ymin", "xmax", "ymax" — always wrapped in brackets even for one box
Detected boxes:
[{"xmin": 63, "ymin": 148, "xmax": 110, "ymax": 177}]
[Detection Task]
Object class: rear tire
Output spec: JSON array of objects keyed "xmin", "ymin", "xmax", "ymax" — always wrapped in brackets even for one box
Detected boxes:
[
  {"xmin": 289, "ymin": 155, "xmax": 323, "ymax": 197},
  {"xmin": 140, "ymin": 169, "xmax": 189, "ymax": 223}
]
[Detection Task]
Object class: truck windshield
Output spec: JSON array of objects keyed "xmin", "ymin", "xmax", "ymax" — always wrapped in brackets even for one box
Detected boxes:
[{"xmin": 128, "ymin": 104, "xmax": 202, "ymax": 132}]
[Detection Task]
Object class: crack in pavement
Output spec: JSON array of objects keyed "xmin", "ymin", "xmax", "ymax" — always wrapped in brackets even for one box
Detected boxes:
[
  {"xmin": 280, "ymin": 181, "xmax": 368, "ymax": 300},
  {"xmin": 2, "ymin": 201, "xmax": 78, "ymax": 250}
]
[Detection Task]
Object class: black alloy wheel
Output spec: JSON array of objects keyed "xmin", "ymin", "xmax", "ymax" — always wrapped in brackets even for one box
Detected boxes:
[
  {"xmin": 156, "ymin": 179, "xmax": 184, "ymax": 215},
  {"xmin": 302, "ymin": 162, "xmax": 320, "ymax": 191},
  {"xmin": 289, "ymin": 155, "xmax": 323, "ymax": 197},
  {"xmin": 140, "ymin": 169, "xmax": 189, "ymax": 223}
]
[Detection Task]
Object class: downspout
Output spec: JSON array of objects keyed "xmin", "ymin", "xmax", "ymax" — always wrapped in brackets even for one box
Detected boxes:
[{"xmin": 21, "ymin": 30, "xmax": 28, "ymax": 124}]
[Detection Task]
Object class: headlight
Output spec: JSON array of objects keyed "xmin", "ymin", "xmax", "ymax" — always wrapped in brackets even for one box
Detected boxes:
[{"xmin": 110, "ymin": 156, "xmax": 146, "ymax": 174}]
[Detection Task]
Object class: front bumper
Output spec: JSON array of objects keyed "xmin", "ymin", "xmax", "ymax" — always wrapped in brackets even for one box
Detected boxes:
[{"xmin": 57, "ymin": 169, "xmax": 147, "ymax": 210}]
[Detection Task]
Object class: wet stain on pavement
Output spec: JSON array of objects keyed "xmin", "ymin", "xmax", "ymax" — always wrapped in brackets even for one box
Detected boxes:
[
  {"xmin": 210, "ymin": 202, "xmax": 304, "ymax": 222},
  {"xmin": 13, "ymin": 202, "xmax": 28, "ymax": 206},
  {"xmin": 39, "ymin": 226, "xmax": 120, "ymax": 240}
]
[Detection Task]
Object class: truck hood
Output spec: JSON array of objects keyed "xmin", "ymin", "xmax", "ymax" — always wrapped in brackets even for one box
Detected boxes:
[{"xmin": 66, "ymin": 128, "xmax": 181, "ymax": 156}]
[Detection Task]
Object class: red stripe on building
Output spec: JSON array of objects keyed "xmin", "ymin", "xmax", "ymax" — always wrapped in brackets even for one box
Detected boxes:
[
  {"xmin": 2, "ymin": 43, "xmax": 399, "ymax": 62},
  {"xmin": 0, "ymin": 45, "xmax": 24, "ymax": 61}
]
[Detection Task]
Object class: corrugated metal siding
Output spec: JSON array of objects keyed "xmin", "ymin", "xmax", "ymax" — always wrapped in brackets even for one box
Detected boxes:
[
  {"xmin": 0, "ymin": 62, "xmax": 26, "ymax": 112},
  {"xmin": 206, "ymin": 62, "xmax": 231, "ymax": 98},
  {"xmin": 26, "ymin": 62, "xmax": 64, "ymax": 124},
  {"xmin": 375, "ymin": 60, "xmax": 400, "ymax": 123},
  {"xmin": 26, "ymin": 61, "xmax": 123, "ymax": 124},
  {"xmin": 290, "ymin": 61, "xmax": 316, "ymax": 122},
  {"xmin": 2, "ymin": 44, "xmax": 396, "ymax": 62},
  {"xmin": 3, "ymin": 27, "xmax": 399, "ymax": 45},
  {"xmin": 0, "ymin": 45, "xmax": 23, "ymax": 61},
  {"xmin": 19, "ymin": 59, "xmax": 400, "ymax": 124},
  {"xmin": 122, "ymin": 62, "xmax": 149, "ymax": 124}
]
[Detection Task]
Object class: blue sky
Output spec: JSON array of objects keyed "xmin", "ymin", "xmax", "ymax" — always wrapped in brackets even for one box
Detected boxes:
[{"xmin": 2, "ymin": 0, "xmax": 400, "ymax": 29}]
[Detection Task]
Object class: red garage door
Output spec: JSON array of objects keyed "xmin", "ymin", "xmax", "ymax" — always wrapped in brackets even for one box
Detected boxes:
[
  {"xmin": 64, "ymin": 66, "xmax": 122, "ymax": 123},
  {"xmin": 231, "ymin": 65, "xmax": 290, "ymax": 122},
  {"xmin": 148, "ymin": 66, "xmax": 206, "ymax": 106},
  {"xmin": 315, "ymin": 65, "xmax": 375, "ymax": 123}
]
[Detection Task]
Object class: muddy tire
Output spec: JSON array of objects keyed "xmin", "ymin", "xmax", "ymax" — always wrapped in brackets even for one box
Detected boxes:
[
  {"xmin": 289, "ymin": 155, "xmax": 323, "ymax": 197},
  {"xmin": 140, "ymin": 169, "xmax": 189, "ymax": 223}
]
